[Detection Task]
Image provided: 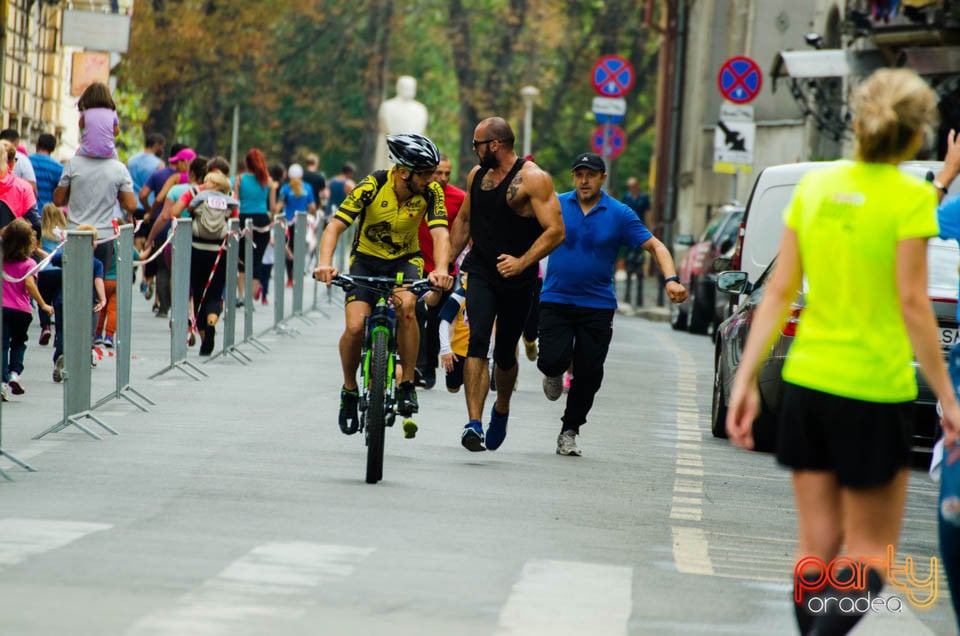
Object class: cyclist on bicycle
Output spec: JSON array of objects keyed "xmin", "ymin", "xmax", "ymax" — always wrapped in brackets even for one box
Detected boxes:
[{"xmin": 314, "ymin": 133, "xmax": 454, "ymax": 434}]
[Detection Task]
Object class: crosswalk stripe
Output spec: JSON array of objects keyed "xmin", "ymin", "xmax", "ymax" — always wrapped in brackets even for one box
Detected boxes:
[
  {"xmin": 126, "ymin": 542, "xmax": 374, "ymax": 636},
  {"xmin": 495, "ymin": 559, "xmax": 632, "ymax": 636},
  {"xmin": 671, "ymin": 526, "xmax": 714, "ymax": 575},
  {"xmin": 0, "ymin": 518, "xmax": 111, "ymax": 569}
]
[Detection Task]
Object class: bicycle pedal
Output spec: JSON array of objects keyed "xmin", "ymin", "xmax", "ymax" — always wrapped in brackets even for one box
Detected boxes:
[{"xmin": 402, "ymin": 419, "xmax": 418, "ymax": 439}]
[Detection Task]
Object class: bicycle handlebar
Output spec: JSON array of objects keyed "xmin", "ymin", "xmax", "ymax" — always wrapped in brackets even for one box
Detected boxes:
[{"xmin": 330, "ymin": 274, "xmax": 434, "ymax": 296}]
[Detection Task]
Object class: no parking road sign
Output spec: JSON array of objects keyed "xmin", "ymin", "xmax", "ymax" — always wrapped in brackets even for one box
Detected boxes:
[
  {"xmin": 591, "ymin": 125, "xmax": 626, "ymax": 160},
  {"xmin": 717, "ymin": 56, "xmax": 762, "ymax": 104},
  {"xmin": 591, "ymin": 55, "xmax": 635, "ymax": 98}
]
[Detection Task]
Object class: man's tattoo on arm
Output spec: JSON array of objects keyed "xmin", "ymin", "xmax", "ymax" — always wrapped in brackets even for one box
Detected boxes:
[{"xmin": 507, "ymin": 175, "xmax": 523, "ymax": 201}]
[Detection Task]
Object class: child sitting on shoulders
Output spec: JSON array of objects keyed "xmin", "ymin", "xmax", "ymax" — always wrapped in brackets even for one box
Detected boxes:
[{"xmin": 76, "ymin": 82, "xmax": 119, "ymax": 160}]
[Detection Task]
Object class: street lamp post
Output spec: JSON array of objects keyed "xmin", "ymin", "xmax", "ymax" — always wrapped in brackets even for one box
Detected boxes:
[{"xmin": 520, "ymin": 85, "xmax": 540, "ymax": 158}]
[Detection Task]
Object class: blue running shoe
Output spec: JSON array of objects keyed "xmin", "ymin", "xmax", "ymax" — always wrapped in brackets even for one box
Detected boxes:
[
  {"xmin": 461, "ymin": 420, "xmax": 486, "ymax": 452},
  {"xmin": 485, "ymin": 405, "xmax": 509, "ymax": 451}
]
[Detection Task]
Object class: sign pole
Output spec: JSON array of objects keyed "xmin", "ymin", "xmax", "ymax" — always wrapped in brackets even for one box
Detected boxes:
[
  {"xmin": 590, "ymin": 56, "xmax": 632, "ymax": 188},
  {"xmin": 603, "ymin": 122, "xmax": 611, "ymax": 170}
]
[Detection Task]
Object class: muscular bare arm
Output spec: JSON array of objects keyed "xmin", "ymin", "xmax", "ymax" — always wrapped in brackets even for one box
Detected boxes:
[
  {"xmin": 448, "ymin": 166, "xmax": 477, "ymax": 261},
  {"xmin": 497, "ymin": 167, "xmax": 564, "ymax": 278}
]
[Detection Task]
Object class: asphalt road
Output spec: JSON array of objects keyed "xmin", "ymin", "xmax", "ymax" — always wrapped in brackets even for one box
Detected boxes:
[{"xmin": 0, "ymin": 281, "xmax": 954, "ymax": 635}]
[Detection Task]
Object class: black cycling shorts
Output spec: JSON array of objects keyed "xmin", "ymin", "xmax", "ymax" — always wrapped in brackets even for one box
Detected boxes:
[
  {"xmin": 346, "ymin": 252, "xmax": 424, "ymax": 306},
  {"xmin": 777, "ymin": 382, "xmax": 913, "ymax": 488}
]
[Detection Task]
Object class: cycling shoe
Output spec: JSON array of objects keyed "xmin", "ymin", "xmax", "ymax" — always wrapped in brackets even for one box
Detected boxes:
[{"xmin": 339, "ymin": 387, "xmax": 360, "ymax": 435}]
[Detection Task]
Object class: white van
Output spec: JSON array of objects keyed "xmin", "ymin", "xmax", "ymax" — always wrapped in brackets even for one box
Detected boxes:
[{"xmin": 728, "ymin": 160, "xmax": 950, "ymax": 285}]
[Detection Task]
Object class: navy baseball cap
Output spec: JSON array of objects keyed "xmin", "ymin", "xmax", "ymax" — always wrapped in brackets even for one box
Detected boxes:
[{"xmin": 571, "ymin": 153, "xmax": 605, "ymax": 172}]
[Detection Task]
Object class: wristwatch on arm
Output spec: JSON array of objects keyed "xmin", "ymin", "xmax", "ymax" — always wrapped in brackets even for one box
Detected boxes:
[{"xmin": 935, "ymin": 169, "xmax": 958, "ymax": 202}]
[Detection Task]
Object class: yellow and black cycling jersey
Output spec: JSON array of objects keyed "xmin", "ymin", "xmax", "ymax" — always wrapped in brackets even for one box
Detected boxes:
[{"xmin": 334, "ymin": 166, "xmax": 448, "ymax": 259}]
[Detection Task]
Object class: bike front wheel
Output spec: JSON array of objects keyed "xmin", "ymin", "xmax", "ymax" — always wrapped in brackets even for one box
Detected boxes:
[{"xmin": 365, "ymin": 329, "xmax": 389, "ymax": 484}]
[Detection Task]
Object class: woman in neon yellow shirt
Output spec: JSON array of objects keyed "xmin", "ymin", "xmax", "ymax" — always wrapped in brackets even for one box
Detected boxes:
[{"xmin": 727, "ymin": 68, "xmax": 960, "ymax": 635}]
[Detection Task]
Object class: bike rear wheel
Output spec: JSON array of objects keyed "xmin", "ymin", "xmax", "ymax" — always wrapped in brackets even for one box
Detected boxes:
[{"xmin": 365, "ymin": 330, "xmax": 389, "ymax": 483}]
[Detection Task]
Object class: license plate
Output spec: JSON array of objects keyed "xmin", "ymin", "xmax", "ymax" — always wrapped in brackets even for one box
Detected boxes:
[{"xmin": 941, "ymin": 327, "xmax": 960, "ymax": 349}]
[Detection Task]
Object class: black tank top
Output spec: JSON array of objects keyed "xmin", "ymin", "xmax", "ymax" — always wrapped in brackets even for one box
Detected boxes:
[{"xmin": 462, "ymin": 158, "xmax": 542, "ymax": 288}]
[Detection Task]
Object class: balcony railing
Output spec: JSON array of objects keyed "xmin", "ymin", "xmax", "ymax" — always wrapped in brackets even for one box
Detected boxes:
[{"xmin": 846, "ymin": 0, "xmax": 960, "ymax": 46}]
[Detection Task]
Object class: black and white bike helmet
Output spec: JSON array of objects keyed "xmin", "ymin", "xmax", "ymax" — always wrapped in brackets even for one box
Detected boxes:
[{"xmin": 386, "ymin": 133, "xmax": 440, "ymax": 172}]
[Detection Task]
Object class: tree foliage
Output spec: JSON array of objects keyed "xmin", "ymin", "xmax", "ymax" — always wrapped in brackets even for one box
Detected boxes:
[{"xmin": 122, "ymin": 0, "xmax": 659, "ymax": 192}]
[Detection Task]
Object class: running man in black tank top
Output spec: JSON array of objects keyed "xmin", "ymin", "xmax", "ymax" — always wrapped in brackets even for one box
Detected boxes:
[{"xmin": 448, "ymin": 117, "xmax": 565, "ymax": 452}]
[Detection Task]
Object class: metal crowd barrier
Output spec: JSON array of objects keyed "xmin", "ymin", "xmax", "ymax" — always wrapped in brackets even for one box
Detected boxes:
[
  {"xmin": 243, "ymin": 219, "xmax": 268, "ymax": 353},
  {"xmin": 4, "ymin": 213, "xmax": 332, "ymax": 479},
  {"xmin": 35, "ymin": 230, "xmax": 118, "ymax": 440},
  {"xmin": 150, "ymin": 218, "xmax": 207, "ymax": 381},
  {"xmin": 210, "ymin": 218, "xmax": 252, "ymax": 365},
  {"xmin": 94, "ymin": 224, "xmax": 155, "ymax": 410}
]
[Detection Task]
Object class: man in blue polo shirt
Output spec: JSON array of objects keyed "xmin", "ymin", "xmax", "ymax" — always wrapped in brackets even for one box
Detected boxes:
[{"xmin": 538, "ymin": 152, "xmax": 687, "ymax": 456}]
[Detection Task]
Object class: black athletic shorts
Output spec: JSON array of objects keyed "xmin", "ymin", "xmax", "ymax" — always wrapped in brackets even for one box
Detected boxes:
[
  {"xmin": 345, "ymin": 252, "xmax": 424, "ymax": 306},
  {"xmin": 465, "ymin": 272, "xmax": 536, "ymax": 371},
  {"xmin": 777, "ymin": 382, "xmax": 914, "ymax": 488}
]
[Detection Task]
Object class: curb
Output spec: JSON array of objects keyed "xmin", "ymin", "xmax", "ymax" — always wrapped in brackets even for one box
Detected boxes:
[{"xmin": 617, "ymin": 305, "xmax": 670, "ymax": 323}]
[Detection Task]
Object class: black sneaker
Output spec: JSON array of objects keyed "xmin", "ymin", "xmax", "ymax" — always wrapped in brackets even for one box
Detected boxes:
[
  {"xmin": 339, "ymin": 387, "xmax": 360, "ymax": 435},
  {"xmin": 396, "ymin": 381, "xmax": 419, "ymax": 416},
  {"xmin": 422, "ymin": 370, "xmax": 436, "ymax": 390},
  {"xmin": 200, "ymin": 324, "xmax": 216, "ymax": 356}
]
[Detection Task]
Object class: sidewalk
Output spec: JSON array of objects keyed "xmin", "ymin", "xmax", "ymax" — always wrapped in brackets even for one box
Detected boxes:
[
  {"xmin": 614, "ymin": 269, "xmax": 669, "ymax": 322},
  {"xmin": 0, "ymin": 275, "xmax": 339, "ymax": 471}
]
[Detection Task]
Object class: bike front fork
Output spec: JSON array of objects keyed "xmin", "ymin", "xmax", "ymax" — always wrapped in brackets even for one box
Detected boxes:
[{"xmin": 358, "ymin": 352, "xmax": 400, "ymax": 430}]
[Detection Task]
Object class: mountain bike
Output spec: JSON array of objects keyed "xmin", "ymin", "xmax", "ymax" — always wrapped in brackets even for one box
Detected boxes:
[{"xmin": 330, "ymin": 273, "xmax": 432, "ymax": 484}]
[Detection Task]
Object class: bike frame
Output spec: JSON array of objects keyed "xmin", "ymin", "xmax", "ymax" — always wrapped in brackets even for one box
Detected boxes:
[
  {"xmin": 359, "ymin": 294, "xmax": 399, "ymax": 430},
  {"xmin": 330, "ymin": 273, "xmax": 431, "ymax": 483}
]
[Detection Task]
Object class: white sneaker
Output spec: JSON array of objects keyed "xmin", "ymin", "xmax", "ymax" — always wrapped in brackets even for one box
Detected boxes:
[
  {"xmin": 7, "ymin": 372, "xmax": 24, "ymax": 395},
  {"xmin": 0, "ymin": 383, "xmax": 8, "ymax": 401},
  {"xmin": 53, "ymin": 355, "xmax": 64, "ymax": 383},
  {"xmin": 556, "ymin": 430, "xmax": 582, "ymax": 456},
  {"xmin": 543, "ymin": 375, "xmax": 563, "ymax": 401}
]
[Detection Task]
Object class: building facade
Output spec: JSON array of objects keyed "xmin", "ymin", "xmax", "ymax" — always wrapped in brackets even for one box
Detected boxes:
[
  {"xmin": 0, "ymin": 0, "xmax": 131, "ymax": 155},
  {"xmin": 658, "ymin": 0, "xmax": 960, "ymax": 244},
  {"xmin": 1, "ymin": 0, "xmax": 65, "ymax": 140}
]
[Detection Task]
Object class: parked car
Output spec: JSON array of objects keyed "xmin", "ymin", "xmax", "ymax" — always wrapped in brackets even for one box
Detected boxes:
[
  {"xmin": 711, "ymin": 237, "xmax": 960, "ymax": 454},
  {"xmin": 714, "ymin": 160, "xmax": 956, "ymax": 325},
  {"xmin": 671, "ymin": 204, "xmax": 743, "ymax": 334}
]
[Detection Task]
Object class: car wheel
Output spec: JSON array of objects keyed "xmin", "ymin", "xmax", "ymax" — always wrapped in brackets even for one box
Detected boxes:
[
  {"xmin": 711, "ymin": 355, "xmax": 728, "ymax": 438},
  {"xmin": 689, "ymin": 290, "xmax": 711, "ymax": 335},
  {"xmin": 670, "ymin": 298, "xmax": 688, "ymax": 331}
]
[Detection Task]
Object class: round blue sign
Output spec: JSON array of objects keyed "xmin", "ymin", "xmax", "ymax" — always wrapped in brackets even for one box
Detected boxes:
[
  {"xmin": 591, "ymin": 55, "xmax": 635, "ymax": 98},
  {"xmin": 591, "ymin": 125, "xmax": 626, "ymax": 159},
  {"xmin": 717, "ymin": 56, "xmax": 762, "ymax": 104}
]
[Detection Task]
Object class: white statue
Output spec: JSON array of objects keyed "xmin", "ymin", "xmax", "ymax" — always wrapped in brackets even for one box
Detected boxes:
[{"xmin": 374, "ymin": 76, "xmax": 428, "ymax": 170}]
